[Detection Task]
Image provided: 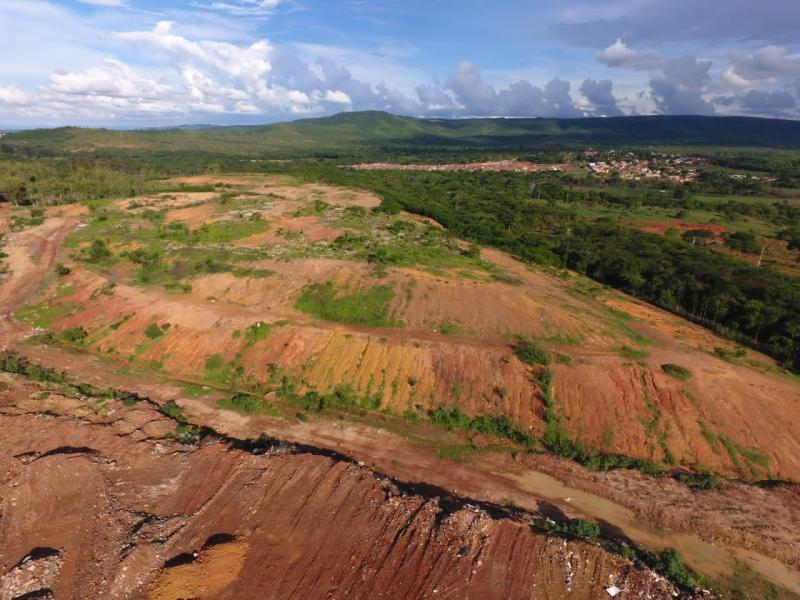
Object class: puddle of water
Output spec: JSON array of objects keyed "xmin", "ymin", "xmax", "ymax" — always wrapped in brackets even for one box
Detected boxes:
[{"xmin": 507, "ymin": 470, "xmax": 800, "ymax": 595}]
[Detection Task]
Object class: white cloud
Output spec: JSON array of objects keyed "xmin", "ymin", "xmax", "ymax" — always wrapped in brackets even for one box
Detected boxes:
[
  {"xmin": 324, "ymin": 90, "xmax": 352, "ymax": 105},
  {"xmin": 49, "ymin": 59, "xmax": 172, "ymax": 99},
  {"xmin": 191, "ymin": 0, "xmax": 282, "ymax": 17},
  {"xmin": 598, "ymin": 39, "xmax": 662, "ymax": 71},
  {"xmin": 441, "ymin": 61, "xmax": 583, "ymax": 118},
  {"xmin": 0, "ymin": 84, "xmax": 30, "ymax": 105},
  {"xmin": 580, "ymin": 79, "xmax": 623, "ymax": 116},
  {"xmin": 77, "ymin": 0, "xmax": 126, "ymax": 6},
  {"xmin": 727, "ymin": 45, "xmax": 800, "ymax": 85}
]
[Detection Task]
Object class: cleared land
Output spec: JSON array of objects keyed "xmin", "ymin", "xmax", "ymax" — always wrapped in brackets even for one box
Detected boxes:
[{"xmin": 2, "ymin": 176, "xmax": 800, "ymax": 598}]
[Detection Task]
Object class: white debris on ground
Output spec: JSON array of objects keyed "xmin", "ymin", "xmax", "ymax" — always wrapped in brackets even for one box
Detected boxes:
[{"xmin": 0, "ymin": 549, "xmax": 63, "ymax": 600}]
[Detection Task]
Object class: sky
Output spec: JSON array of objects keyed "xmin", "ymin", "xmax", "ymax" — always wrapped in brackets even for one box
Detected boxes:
[{"xmin": 1, "ymin": 0, "xmax": 799, "ymax": 127}]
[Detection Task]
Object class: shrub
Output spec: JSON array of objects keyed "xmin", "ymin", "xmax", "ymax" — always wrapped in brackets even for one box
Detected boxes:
[
  {"xmin": 54, "ymin": 263, "xmax": 71, "ymax": 276},
  {"xmin": 514, "ymin": 339, "xmax": 550, "ymax": 365},
  {"xmin": 725, "ymin": 231, "xmax": 760, "ymax": 254},
  {"xmin": 85, "ymin": 239, "xmax": 112, "ymax": 262},
  {"xmin": 173, "ymin": 424, "xmax": 200, "ymax": 445},
  {"xmin": 661, "ymin": 363, "xmax": 692, "ymax": 381},
  {"xmin": 160, "ymin": 400, "xmax": 188, "ymax": 425},
  {"xmin": 675, "ymin": 471, "xmax": 720, "ymax": 490},
  {"xmin": 645, "ymin": 548, "xmax": 706, "ymax": 590},
  {"xmin": 565, "ymin": 518, "xmax": 601, "ymax": 541},
  {"xmin": 61, "ymin": 327, "xmax": 88, "ymax": 344},
  {"xmin": 144, "ymin": 322, "xmax": 164, "ymax": 340}
]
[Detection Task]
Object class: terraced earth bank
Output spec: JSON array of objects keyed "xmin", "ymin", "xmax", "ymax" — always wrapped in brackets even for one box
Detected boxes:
[{"xmin": 1, "ymin": 175, "xmax": 799, "ymax": 599}]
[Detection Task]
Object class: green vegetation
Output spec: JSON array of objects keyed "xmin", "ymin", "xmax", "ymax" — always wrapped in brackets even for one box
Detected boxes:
[
  {"xmin": 428, "ymin": 405, "xmax": 535, "ymax": 448},
  {"xmin": 144, "ymin": 322, "xmax": 167, "ymax": 340},
  {"xmin": 674, "ymin": 470, "xmax": 720, "ymax": 490},
  {"xmin": 217, "ymin": 393, "xmax": 281, "ymax": 416},
  {"xmin": 279, "ymin": 382, "xmax": 382, "ymax": 414},
  {"xmin": 661, "ymin": 363, "xmax": 693, "ymax": 381},
  {"xmin": 618, "ymin": 345, "xmax": 649, "ymax": 360},
  {"xmin": 159, "ymin": 400, "xmax": 188, "ymax": 424},
  {"xmin": 4, "ymin": 113, "xmax": 800, "ymax": 160},
  {"xmin": 244, "ymin": 321, "xmax": 272, "ymax": 343},
  {"xmin": 513, "ymin": 339, "xmax": 550, "ymax": 365},
  {"xmin": 61, "ymin": 327, "xmax": 88, "ymax": 344},
  {"xmin": 15, "ymin": 302, "xmax": 75, "ymax": 329},
  {"xmin": 294, "ymin": 282, "xmax": 401, "ymax": 327},
  {"xmin": 438, "ymin": 321, "xmax": 462, "ymax": 335},
  {"xmin": 0, "ymin": 350, "xmax": 66, "ymax": 383},
  {"xmin": 642, "ymin": 548, "xmax": 707, "ymax": 591}
]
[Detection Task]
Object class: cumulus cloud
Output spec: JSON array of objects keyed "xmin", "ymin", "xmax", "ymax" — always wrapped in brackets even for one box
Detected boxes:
[
  {"xmin": 598, "ymin": 40, "xmax": 715, "ymax": 115},
  {"xmin": 716, "ymin": 88, "xmax": 798, "ymax": 118},
  {"xmin": 0, "ymin": 84, "xmax": 30, "ymax": 106},
  {"xmin": 650, "ymin": 56, "xmax": 715, "ymax": 115},
  {"xmin": 416, "ymin": 81, "xmax": 460, "ymax": 112},
  {"xmin": 2, "ymin": 19, "xmax": 423, "ymax": 122},
  {"xmin": 598, "ymin": 39, "xmax": 662, "ymax": 71},
  {"xmin": 580, "ymin": 79, "xmax": 623, "ymax": 116},
  {"xmin": 727, "ymin": 45, "xmax": 800, "ymax": 85},
  {"xmin": 49, "ymin": 59, "xmax": 172, "ymax": 99},
  {"xmin": 440, "ymin": 61, "xmax": 582, "ymax": 118}
]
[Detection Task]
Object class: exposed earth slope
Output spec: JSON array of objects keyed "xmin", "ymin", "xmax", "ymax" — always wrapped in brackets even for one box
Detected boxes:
[{"xmin": 2, "ymin": 176, "xmax": 800, "ymax": 598}]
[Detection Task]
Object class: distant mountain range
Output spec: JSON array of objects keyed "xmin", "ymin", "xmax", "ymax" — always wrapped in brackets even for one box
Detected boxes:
[{"xmin": 3, "ymin": 111, "xmax": 800, "ymax": 156}]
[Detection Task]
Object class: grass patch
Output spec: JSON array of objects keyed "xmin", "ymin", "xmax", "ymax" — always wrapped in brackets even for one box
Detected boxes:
[
  {"xmin": 698, "ymin": 420, "xmax": 720, "ymax": 454},
  {"xmin": 218, "ymin": 393, "xmax": 282, "ymax": 416},
  {"xmin": 204, "ymin": 353, "xmax": 225, "ymax": 373},
  {"xmin": 244, "ymin": 321, "xmax": 272, "ymax": 343},
  {"xmin": 15, "ymin": 302, "xmax": 75, "ymax": 329},
  {"xmin": 179, "ymin": 383, "xmax": 213, "ymax": 398},
  {"xmin": 295, "ymin": 281, "xmax": 401, "ymax": 327},
  {"xmin": 618, "ymin": 345, "xmax": 649, "ymax": 360},
  {"xmin": 438, "ymin": 321, "xmax": 462, "ymax": 335},
  {"xmin": 435, "ymin": 443, "xmax": 517, "ymax": 463}
]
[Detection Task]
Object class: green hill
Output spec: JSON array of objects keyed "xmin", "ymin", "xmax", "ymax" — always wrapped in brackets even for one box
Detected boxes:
[{"xmin": 3, "ymin": 111, "xmax": 800, "ymax": 157}]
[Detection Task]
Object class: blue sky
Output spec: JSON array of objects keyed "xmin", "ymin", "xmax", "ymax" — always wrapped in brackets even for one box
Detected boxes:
[{"xmin": 1, "ymin": 0, "xmax": 799, "ymax": 127}]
